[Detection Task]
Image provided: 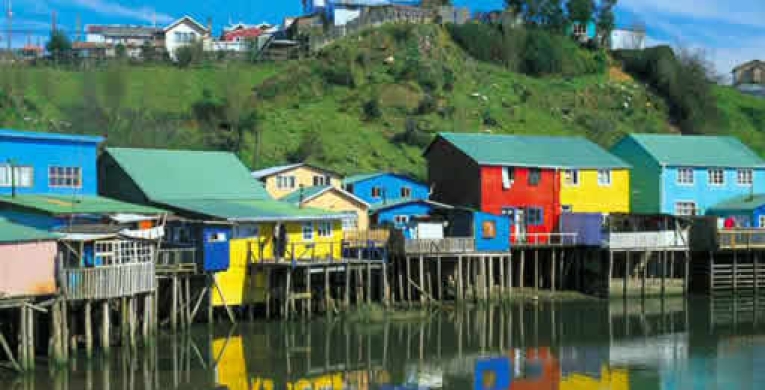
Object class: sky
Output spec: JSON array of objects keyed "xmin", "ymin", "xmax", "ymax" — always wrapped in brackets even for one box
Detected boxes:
[{"xmin": 6, "ymin": 0, "xmax": 764, "ymax": 78}]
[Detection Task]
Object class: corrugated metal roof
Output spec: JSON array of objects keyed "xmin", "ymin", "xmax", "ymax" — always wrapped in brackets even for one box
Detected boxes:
[
  {"xmin": 251, "ymin": 163, "xmax": 304, "ymax": 179},
  {"xmin": 158, "ymin": 199, "xmax": 345, "ymax": 222},
  {"xmin": 0, "ymin": 128, "xmax": 104, "ymax": 144},
  {"xmin": 0, "ymin": 218, "xmax": 58, "ymax": 243},
  {"xmin": 624, "ymin": 134, "xmax": 765, "ymax": 168},
  {"xmin": 370, "ymin": 199, "xmax": 453, "ymax": 213},
  {"xmin": 430, "ymin": 133, "xmax": 630, "ymax": 169},
  {"xmin": 708, "ymin": 194, "xmax": 765, "ymax": 213},
  {"xmin": 106, "ymin": 148, "xmax": 271, "ymax": 202},
  {"xmin": 280, "ymin": 186, "xmax": 370, "ymax": 207},
  {"xmin": 0, "ymin": 195, "xmax": 164, "ymax": 216}
]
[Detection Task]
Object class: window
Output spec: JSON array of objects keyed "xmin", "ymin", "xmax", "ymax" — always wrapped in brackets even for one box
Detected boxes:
[
  {"xmin": 302, "ymin": 222, "xmax": 314, "ymax": 241},
  {"xmin": 313, "ymin": 175, "xmax": 331, "ymax": 187},
  {"xmin": 207, "ymin": 232, "xmax": 227, "ymax": 243},
  {"xmin": 737, "ymin": 169, "xmax": 753, "ymax": 186},
  {"xmin": 564, "ymin": 170, "xmax": 579, "ymax": 186},
  {"xmin": 233, "ymin": 224, "xmax": 259, "ymax": 239},
  {"xmin": 677, "ymin": 168, "xmax": 694, "ymax": 185},
  {"xmin": 501, "ymin": 167, "xmax": 514, "ymax": 189},
  {"xmin": 528, "ymin": 168, "xmax": 541, "ymax": 186},
  {"xmin": 573, "ymin": 23, "xmax": 587, "ymax": 36},
  {"xmin": 371, "ymin": 186, "xmax": 382, "ymax": 198},
  {"xmin": 561, "ymin": 205, "xmax": 573, "ymax": 213},
  {"xmin": 394, "ymin": 215, "xmax": 410, "ymax": 225},
  {"xmin": 597, "ymin": 169, "xmax": 612, "ymax": 186},
  {"xmin": 401, "ymin": 186, "xmax": 412, "ymax": 198},
  {"xmin": 675, "ymin": 202, "xmax": 697, "ymax": 216},
  {"xmin": 482, "ymin": 221, "xmax": 497, "ymax": 239},
  {"xmin": 759, "ymin": 215, "xmax": 765, "ymax": 229},
  {"xmin": 0, "ymin": 165, "xmax": 33, "ymax": 188},
  {"xmin": 708, "ymin": 168, "xmax": 725, "ymax": 186},
  {"xmin": 345, "ymin": 184, "xmax": 355, "ymax": 193},
  {"xmin": 317, "ymin": 221, "xmax": 332, "ymax": 238},
  {"xmin": 174, "ymin": 31, "xmax": 195, "ymax": 43},
  {"xmin": 276, "ymin": 175, "xmax": 296, "ymax": 190},
  {"xmin": 526, "ymin": 207, "xmax": 544, "ymax": 226},
  {"xmin": 48, "ymin": 166, "xmax": 82, "ymax": 188},
  {"xmin": 341, "ymin": 216, "xmax": 358, "ymax": 231}
]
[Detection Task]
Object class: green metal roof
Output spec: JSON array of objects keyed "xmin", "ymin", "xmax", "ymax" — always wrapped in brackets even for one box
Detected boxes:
[
  {"xmin": 0, "ymin": 195, "xmax": 164, "ymax": 216},
  {"xmin": 0, "ymin": 218, "xmax": 58, "ymax": 243},
  {"xmin": 158, "ymin": 198, "xmax": 345, "ymax": 222},
  {"xmin": 431, "ymin": 133, "xmax": 630, "ymax": 169},
  {"xmin": 105, "ymin": 148, "xmax": 271, "ymax": 202},
  {"xmin": 625, "ymin": 134, "xmax": 765, "ymax": 168},
  {"xmin": 369, "ymin": 199, "xmax": 453, "ymax": 213},
  {"xmin": 280, "ymin": 185, "xmax": 331, "ymax": 204},
  {"xmin": 708, "ymin": 194, "xmax": 765, "ymax": 213}
]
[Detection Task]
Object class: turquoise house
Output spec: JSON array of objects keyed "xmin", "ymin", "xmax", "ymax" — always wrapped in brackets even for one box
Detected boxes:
[
  {"xmin": 566, "ymin": 20, "xmax": 597, "ymax": 41},
  {"xmin": 610, "ymin": 134, "xmax": 765, "ymax": 216}
]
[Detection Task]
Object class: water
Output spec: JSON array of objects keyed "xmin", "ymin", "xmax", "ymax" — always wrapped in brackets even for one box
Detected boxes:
[{"xmin": 2, "ymin": 297, "xmax": 765, "ymax": 389}]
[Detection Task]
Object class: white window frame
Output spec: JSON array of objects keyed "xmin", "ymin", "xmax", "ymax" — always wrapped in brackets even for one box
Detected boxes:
[
  {"xmin": 675, "ymin": 201, "xmax": 697, "ymax": 216},
  {"xmin": 371, "ymin": 186, "xmax": 382, "ymax": 199},
  {"xmin": 341, "ymin": 216, "xmax": 358, "ymax": 231},
  {"xmin": 317, "ymin": 221, "xmax": 332, "ymax": 238},
  {"xmin": 708, "ymin": 168, "xmax": 725, "ymax": 187},
  {"xmin": 48, "ymin": 166, "xmax": 82, "ymax": 189},
  {"xmin": 737, "ymin": 169, "xmax": 753, "ymax": 186},
  {"xmin": 501, "ymin": 167, "xmax": 514, "ymax": 189},
  {"xmin": 597, "ymin": 169, "xmax": 612, "ymax": 187},
  {"xmin": 313, "ymin": 175, "xmax": 331, "ymax": 187},
  {"xmin": 0, "ymin": 165, "xmax": 34, "ymax": 188},
  {"xmin": 564, "ymin": 170, "xmax": 579, "ymax": 187},
  {"xmin": 393, "ymin": 215, "xmax": 409, "ymax": 225},
  {"xmin": 276, "ymin": 175, "xmax": 296, "ymax": 190},
  {"xmin": 526, "ymin": 207, "xmax": 544, "ymax": 226},
  {"xmin": 677, "ymin": 168, "xmax": 694, "ymax": 186},
  {"xmin": 302, "ymin": 222, "xmax": 314, "ymax": 241}
]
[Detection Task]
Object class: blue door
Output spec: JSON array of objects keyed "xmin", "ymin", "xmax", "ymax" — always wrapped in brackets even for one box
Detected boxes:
[{"xmin": 203, "ymin": 226, "xmax": 231, "ymax": 272}]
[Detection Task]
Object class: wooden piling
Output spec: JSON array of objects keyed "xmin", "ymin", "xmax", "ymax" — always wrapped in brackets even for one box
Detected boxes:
[
  {"xmin": 520, "ymin": 250, "xmax": 525, "ymax": 289},
  {"xmin": 383, "ymin": 262, "xmax": 390, "ymax": 307},
  {"xmin": 507, "ymin": 254, "xmax": 513, "ymax": 298},
  {"xmin": 344, "ymin": 262, "xmax": 351, "ymax": 308},
  {"xmin": 419, "ymin": 256, "xmax": 426, "ymax": 304},
  {"xmin": 85, "ymin": 301, "xmax": 93, "ymax": 358},
  {"xmin": 551, "ymin": 250, "xmax": 556, "ymax": 292},
  {"xmin": 661, "ymin": 251, "xmax": 667, "ymax": 296},
  {"xmin": 101, "ymin": 300, "xmax": 110, "ymax": 353},
  {"xmin": 534, "ymin": 250, "xmax": 539, "ymax": 292},
  {"xmin": 27, "ymin": 306, "xmax": 34, "ymax": 370},
  {"xmin": 171, "ymin": 277, "xmax": 178, "ymax": 330},
  {"xmin": 185, "ymin": 277, "xmax": 192, "ymax": 327},
  {"xmin": 457, "ymin": 256, "xmax": 463, "ymax": 302},
  {"xmin": 488, "ymin": 256, "xmax": 495, "ymax": 299},
  {"xmin": 324, "ymin": 266, "xmax": 331, "ymax": 313},
  {"xmin": 129, "ymin": 297, "xmax": 137, "ymax": 351},
  {"xmin": 143, "ymin": 294, "xmax": 151, "ymax": 344},
  {"xmin": 284, "ymin": 269, "xmax": 292, "ymax": 319},
  {"xmin": 306, "ymin": 268, "xmax": 312, "ymax": 318},
  {"xmin": 499, "ymin": 255, "xmax": 506, "ymax": 298},
  {"xmin": 684, "ymin": 250, "xmax": 691, "ymax": 296},
  {"xmin": 18, "ymin": 306, "xmax": 27, "ymax": 371},
  {"xmin": 624, "ymin": 251, "xmax": 630, "ymax": 298},
  {"xmin": 52, "ymin": 300, "xmax": 66, "ymax": 365},
  {"xmin": 436, "ymin": 257, "xmax": 443, "ymax": 300},
  {"xmin": 366, "ymin": 260, "xmax": 372, "ymax": 305},
  {"xmin": 608, "ymin": 250, "xmax": 614, "ymax": 297}
]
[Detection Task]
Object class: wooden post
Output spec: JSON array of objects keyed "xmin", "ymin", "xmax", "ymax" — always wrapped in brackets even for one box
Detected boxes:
[
  {"xmin": 18, "ymin": 306, "xmax": 27, "ymax": 371},
  {"xmin": 437, "ymin": 257, "xmax": 443, "ymax": 300},
  {"xmin": 733, "ymin": 250, "xmax": 738, "ymax": 293},
  {"xmin": 457, "ymin": 256, "xmax": 463, "ymax": 302},
  {"xmin": 129, "ymin": 297, "xmax": 137, "ymax": 351},
  {"xmin": 52, "ymin": 300, "xmax": 65, "ymax": 365},
  {"xmin": 207, "ymin": 276, "xmax": 214, "ymax": 324},
  {"xmin": 171, "ymin": 276, "xmax": 178, "ymax": 330},
  {"xmin": 324, "ymin": 265, "xmax": 330, "ymax": 313},
  {"xmin": 508, "ymin": 254, "xmax": 513, "ymax": 297},
  {"xmin": 306, "ymin": 268, "xmax": 312, "ymax": 318},
  {"xmin": 85, "ymin": 301, "xmax": 93, "ymax": 358},
  {"xmin": 27, "ymin": 306, "xmax": 34, "ymax": 370},
  {"xmin": 284, "ymin": 269, "xmax": 292, "ymax": 319},
  {"xmin": 383, "ymin": 262, "xmax": 390, "ymax": 307},
  {"xmin": 405, "ymin": 257, "xmax": 412, "ymax": 303},
  {"xmin": 551, "ymin": 250, "xmax": 556, "ymax": 292},
  {"xmin": 684, "ymin": 250, "xmax": 691, "ymax": 296},
  {"xmin": 344, "ymin": 262, "xmax": 351, "ymax": 308},
  {"xmin": 661, "ymin": 251, "xmax": 667, "ymax": 297},
  {"xmin": 499, "ymin": 255, "xmax": 506, "ymax": 298},
  {"xmin": 624, "ymin": 251, "xmax": 630, "ymax": 298},
  {"xmin": 709, "ymin": 251, "xmax": 715, "ymax": 293},
  {"xmin": 608, "ymin": 250, "xmax": 614, "ymax": 297},
  {"xmin": 143, "ymin": 294, "xmax": 151, "ymax": 344},
  {"xmin": 534, "ymin": 250, "xmax": 539, "ymax": 292},
  {"xmin": 489, "ymin": 256, "xmax": 495, "ymax": 299},
  {"xmin": 366, "ymin": 260, "xmax": 372, "ymax": 305},
  {"xmin": 101, "ymin": 300, "xmax": 110, "ymax": 353},
  {"xmin": 419, "ymin": 256, "xmax": 426, "ymax": 304},
  {"xmin": 397, "ymin": 261, "xmax": 404, "ymax": 305},
  {"xmin": 185, "ymin": 277, "xmax": 192, "ymax": 327},
  {"xmin": 642, "ymin": 251, "xmax": 648, "ymax": 298},
  {"xmin": 520, "ymin": 250, "xmax": 525, "ymax": 290},
  {"xmin": 265, "ymin": 269, "xmax": 272, "ymax": 319}
]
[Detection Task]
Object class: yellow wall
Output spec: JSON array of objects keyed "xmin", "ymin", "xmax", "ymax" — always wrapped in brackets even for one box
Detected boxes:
[
  {"xmin": 560, "ymin": 169, "xmax": 630, "ymax": 213},
  {"xmin": 303, "ymin": 189, "xmax": 370, "ymax": 231},
  {"xmin": 263, "ymin": 166, "xmax": 342, "ymax": 199},
  {"xmin": 560, "ymin": 367, "xmax": 629, "ymax": 390},
  {"xmin": 213, "ymin": 220, "xmax": 344, "ymax": 307}
]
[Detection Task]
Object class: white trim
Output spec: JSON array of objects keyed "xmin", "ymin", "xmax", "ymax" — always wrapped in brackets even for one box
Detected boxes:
[
  {"xmin": 164, "ymin": 16, "xmax": 209, "ymax": 33},
  {"xmin": 707, "ymin": 168, "xmax": 725, "ymax": 187},
  {"xmin": 674, "ymin": 200, "xmax": 698, "ymax": 216},
  {"xmin": 298, "ymin": 186, "xmax": 370, "ymax": 208},
  {"xmin": 676, "ymin": 167, "xmax": 695, "ymax": 186},
  {"xmin": 736, "ymin": 168, "xmax": 754, "ymax": 187},
  {"xmin": 564, "ymin": 169, "xmax": 580, "ymax": 187},
  {"xmin": 597, "ymin": 169, "xmax": 612, "ymax": 187}
]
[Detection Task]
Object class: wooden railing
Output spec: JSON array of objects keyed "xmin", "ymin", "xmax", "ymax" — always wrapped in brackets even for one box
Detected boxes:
[
  {"xmin": 719, "ymin": 229, "xmax": 765, "ymax": 250},
  {"xmin": 514, "ymin": 233, "xmax": 578, "ymax": 247},
  {"xmin": 156, "ymin": 247, "xmax": 197, "ymax": 274},
  {"xmin": 405, "ymin": 238, "xmax": 476, "ymax": 254},
  {"xmin": 607, "ymin": 231, "xmax": 689, "ymax": 250},
  {"xmin": 344, "ymin": 229, "xmax": 390, "ymax": 246},
  {"xmin": 62, "ymin": 262, "xmax": 155, "ymax": 301},
  {"xmin": 250, "ymin": 241, "xmax": 344, "ymax": 264}
]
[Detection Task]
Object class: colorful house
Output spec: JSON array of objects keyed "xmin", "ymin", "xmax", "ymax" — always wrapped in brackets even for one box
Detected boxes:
[
  {"xmin": 437, "ymin": 208, "xmax": 511, "ymax": 252},
  {"xmin": 425, "ymin": 133, "xmax": 630, "ymax": 242},
  {"xmin": 566, "ymin": 20, "xmax": 597, "ymax": 42},
  {"xmin": 344, "ymin": 172, "xmax": 430, "ymax": 207},
  {"xmin": 370, "ymin": 199, "xmax": 452, "ymax": 233},
  {"xmin": 707, "ymin": 194, "xmax": 765, "ymax": 228},
  {"xmin": 99, "ymin": 147, "xmax": 345, "ymax": 307},
  {"xmin": 0, "ymin": 218, "xmax": 59, "ymax": 299},
  {"xmin": 610, "ymin": 134, "xmax": 765, "ymax": 216},
  {"xmin": 280, "ymin": 185, "xmax": 370, "ymax": 232},
  {"xmin": 252, "ymin": 162, "xmax": 343, "ymax": 199}
]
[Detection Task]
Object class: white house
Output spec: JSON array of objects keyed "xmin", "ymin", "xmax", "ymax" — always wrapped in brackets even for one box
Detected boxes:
[
  {"xmin": 609, "ymin": 28, "xmax": 646, "ymax": 51},
  {"xmin": 84, "ymin": 24, "xmax": 163, "ymax": 58},
  {"xmin": 164, "ymin": 16, "xmax": 211, "ymax": 60}
]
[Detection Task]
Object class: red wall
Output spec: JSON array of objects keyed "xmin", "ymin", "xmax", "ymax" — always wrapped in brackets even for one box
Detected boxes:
[{"xmin": 480, "ymin": 166, "xmax": 560, "ymax": 240}]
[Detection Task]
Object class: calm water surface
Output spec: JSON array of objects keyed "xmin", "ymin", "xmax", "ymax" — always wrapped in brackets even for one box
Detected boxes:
[{"xmin": 2, "ymin": 297, "xmax": 764, "ymax": 389}]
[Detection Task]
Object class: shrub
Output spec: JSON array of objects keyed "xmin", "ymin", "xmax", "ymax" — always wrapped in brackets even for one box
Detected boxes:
[
  {"xmin": 363, "ymin": 98, "xmax": 382, "ymax": 120},
  {"xmin": 417, "ymin": 94, "xmax": 437, "ymax": 115}
]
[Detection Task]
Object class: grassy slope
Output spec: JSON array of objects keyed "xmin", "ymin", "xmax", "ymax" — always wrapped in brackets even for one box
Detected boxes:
[{"xmin": 1, "ymin": 24, "xmax": 764, "ymax": 179}]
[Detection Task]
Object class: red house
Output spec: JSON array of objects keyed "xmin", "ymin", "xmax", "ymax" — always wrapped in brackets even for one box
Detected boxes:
[{"xmin": 424, "ymin": 133, "xmax": 628, "ymax": 244}]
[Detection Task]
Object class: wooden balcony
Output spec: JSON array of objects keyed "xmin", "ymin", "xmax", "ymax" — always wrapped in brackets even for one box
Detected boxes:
[
  {"xmin": 404, "ymin": 238, "xmax": 476, "ymax": 255},
  {"xmin": 514, "ymin": 233, "xmax": 578, "ymax": 248},
  {"xmin": 607, "ymin": 231, "xmax": 690, "ymax": 251},
  {"xmin": 718, "ymin": 229, "xmax": 765, "ymax": 250},
  {"xmin": 156, "ymin": 247, "xmax": 198, "ymax": 275},
  {"xmin": 62, "ymin": 262, "xmax": 155, "ymax": 301}
]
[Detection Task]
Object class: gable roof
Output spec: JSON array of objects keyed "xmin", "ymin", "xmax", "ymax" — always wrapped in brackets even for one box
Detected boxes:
[
  {"xmin": 251, "ymin": 163, "xmax": 341, "ymax": 180},
  {"xmin": 708, "ymin": 194, "xmax": 765, "ymax": 213},
  {"xmin": 164, "ymin": 16, "xmax": 209, "ymax": 33},
  {"xmin": 158, "ymin": 198, "xmax": 344, "ymax": 222},
  {"xmin": 0, "ymin": 195, "xmax": 164, "ymax": 216},
  {"xmin": 343, "ymin": 172, "xmax": 424, "ymax": 186},
  {"xmin": 280, "ymin": 185, "xmax": 370, "ymax": 207},
  {"xmin": 0, "ymin": 217, "xmax": 58, "ymax": 244},
  {"xmin": 370, "ymin": 199, "xmax": 453, "ymax": 214},
  {"xmin": 105, "ymin": 148, "xmax": 270, "ymax": 202},
  {"xmin": 620, "ymin": 134, "xmax": 765, "ymax": 168},
  {"xmin": 733, "ymin": 60, "xmax": 765, "ymax": 73},
  {"xmin": 0, "ymin": 128, "xmax": 103, "ymax": 144},
  {"xmin": 429, "ymin": 133, "xmax": 629, "ymax": 169}
]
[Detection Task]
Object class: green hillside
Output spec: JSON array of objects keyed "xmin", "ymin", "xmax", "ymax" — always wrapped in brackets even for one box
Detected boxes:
[{"xmin": 1, "ymin": 24, "xmax": 764, "ymax": 179}]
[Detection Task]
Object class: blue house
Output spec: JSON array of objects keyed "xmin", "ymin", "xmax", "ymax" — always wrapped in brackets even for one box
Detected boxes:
[
  {"xmin": 438, "ymin": 208, "xmax": 510, "ymax": 252},
  {"xmin": 610, "ymin": 134, "xmax": 765, "ymax": 216},
  {"xmin": 370, "ymin": 199, "xmax": 451, "ymax": 233},
  {"xmin": 707, "ymin": 194, "xmax": 765, "ymax": 228},
  {"xmin": 344, "ymin": 172, "xmax": 429, "ymax": 206},
  {"xmin": 0, "ymin": 129, "xmax": 103, "ymax": 196}
]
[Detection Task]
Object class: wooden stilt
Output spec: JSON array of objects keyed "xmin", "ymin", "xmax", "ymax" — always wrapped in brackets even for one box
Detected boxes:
[
  {"xmin": 661, "ymin": 251, "xmax": 667, "ymax": 297},
  {"xmin": 508, "ymin": 254, "xmax": 513, "ymax": 297},
  {"xmin": 457, "ymin": 256, "xmax": 463, "ymax": 302},
  {"xmin": 171, "ymin": 277, "xmax": 178, "ymax": 331},
  {"xmin": 366, "ymin": 260, "xmax": 372, "ymax": 305},
  {"xmin": 684, "ymin": 250, "xmax": 691, "ymax": 296},
  {"xmin": 27, "ymin": 306, "xmax": 35, "ymax": 370},
  {"xmin": 185, "ymin": 277, "xmax": 192, "ymax": 327},
  {"xmin": 52, "ymin": 299, "xmax": 65, "ymax": 365},
  {"xmin": 61, "ymin": 300, "xmax": 69, "ymax": 361},
  {"xmin": 551, "ymin": 250, "xmax": 556, "ymax": 292},
  {"xmin": 18, "ymin": 306, "xmax": 27, "ymax": 371},
  {"xmin": 101, "ymin": 300, "xmax": 110, "ymax": 353},
  {"xmin": 489, "ymin": 256, "xmax": 495, "ymax": 299},
  {"xmin": 397, "ymin": 262, "xmax": 404, "ymax": 305},
  {"xmin": 733, "ymin": 250, "xmax": 738, "ymax": 293},
  {"xmin": 344, "ymin": 262, "xmax": 351, "ymax": 308},
  {"xmin": 265, "ymin": 269, "xmax": 272, "ymax": 319},
  {"xmin": 624, "ymin": 251, "xmax": 630, "ymax": 298},
  {"xmin": 419, "ymin": 256, "xmax": 425, "ymax": 304},
  {"xmin": 85, "ymin": 301, "xmax": 93, "ymax": 358},
  {"xmin": 324, "ymin": 266, "xmax": 331, "ymax": 313},
  {"xmin": 436, "ymin": 257, "xmax": 443, "ymax": 300},
  {"xmin": 383, "ymin": 263, "xmax": 390, "ymax": 307},
  {"xmin": 306, "ymin": 268, "xmax": 312, "ymax": 318},
  {"xmin": 520, "ymin": 250, "xmax": 525, "ymax": 290},
  {"xmin": 129, "ymin": 297, "xmax": 137, "ymax": 351},
  {"xmin": 143, "ymin": 294, "xmax": 151, "ymax": 344},
  {"xmin": 499, "ymin": 255, "xmax": 506, "ymax": 298},
  {"xmin": 608, "ymin": 250, "xmax": 614, "ymax": 297},
  {"xmin": 207, "ymin": 276, "xmax": 214, "ymax": 324},
  {"xmin": 534, "ymin": 250, "xmax": 539, "ymax": 292},
  {"xmin": 284, "ymin": 269, "xmax": 292, "ymax": 319}
]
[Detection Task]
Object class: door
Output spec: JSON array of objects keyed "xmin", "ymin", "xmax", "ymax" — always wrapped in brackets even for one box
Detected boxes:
[
  {"xmin": 203, "ymin": 227, "xmax": 231, "ymax": 272},
  {"xmin": 502, "ymin": 207, "xmax": 526, "ymax": 243}
]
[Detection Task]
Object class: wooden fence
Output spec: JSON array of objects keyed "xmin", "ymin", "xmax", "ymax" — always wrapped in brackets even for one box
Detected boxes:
[
  {"xmin": 62, "ymin": 262, "xmax": 155, "ymax": 301},
  {"xmin": 405, "ymin": 238, "xmax": 475, "ymax": 254},
  {"xmin": 607, "ymin": 231, "xmax": 689, "ymax": 250},
  {"xmin": 719, "ymin": 229, "xmax": 765, "ymax": 250},
  {"xmin": 514, "ymin": 233, "xmax": 578, "ymax": 247},
  {"xmin": 156, "ymin": 247, "xmax": 198, "ymax": 274}
]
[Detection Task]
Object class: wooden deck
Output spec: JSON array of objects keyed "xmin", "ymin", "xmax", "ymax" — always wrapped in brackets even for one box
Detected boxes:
[
  {"xmin": 607, "ymin": 231, "xmax": 689, "ymax": 251},
  {"xmin": 719, "ymin": 229, "xmax": 765, "ymax": 250},
  {"xmin": 405, "ymin": 238, "xmax": 475, "ymax": 255},
  {"xmin": 156, "ymin": 247, "xmax": 198, "ymax": 275},
  {"xmin": 61, "ymin": 262, "xmax": 156, "ymax": 301},
  {"xmin": 513, "ymin": 233, "xmax": 578, "ymax": 248}
]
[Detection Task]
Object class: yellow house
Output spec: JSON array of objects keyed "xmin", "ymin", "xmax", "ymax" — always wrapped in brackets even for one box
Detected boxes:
[
  {"xmin": 252, "ymin": 163, "xmax": 343, "ymax": 199},
  {"xmin": 280, "ymin": 185, "xmax": 371, "ymax": 232},
  {"xmin": 559, "ymin": 168, "xmax": 631, "ymax": 214}
]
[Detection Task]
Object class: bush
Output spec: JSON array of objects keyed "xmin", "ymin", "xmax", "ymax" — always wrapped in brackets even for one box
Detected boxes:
[
  {"xmin": 417, "ymin": 94, "xmax": 437, "ymax": 115},
  {"xmin": 522, "ymin": 31, "xmax": 563, "ymax": 76},
  {"xmin": 174, "ymin": 42, "xmax": 204, "ymax": 68},
  {"xmin": 363, "ymin": 98, "xmax": 382, "ymax": 120}
]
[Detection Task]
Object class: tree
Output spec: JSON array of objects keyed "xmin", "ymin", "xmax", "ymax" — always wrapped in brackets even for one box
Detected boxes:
[
  {"xmin": 596, "ymin": 0, "xmax": 618, "ymax": 44},
  {"xmin": 540, "ymin": 0, "xmax": 566, "ymax": 32},
  {"xmin": 140, "ymin": 41, "xmax": 157, "ymax": 62},
  {"xmin": 115, "ymin": 43, "xmax": 127, "ymax": 59},
  {"xmin": 46, "ymin": 29, "xmax": 72, "ymax": 63},
  {"xmin": 174, "ymin": 41, "xmax": 204, "ymax": 68},
  {"xmin": 566, "ymin": 0, "xmax": 595, "ymax": 23}
]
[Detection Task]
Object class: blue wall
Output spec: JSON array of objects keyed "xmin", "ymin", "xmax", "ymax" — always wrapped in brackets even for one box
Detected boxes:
[
  {"xmin": 473, "ymin": 211, "xmax": 510, "ymax": 251},
  {"xmin": 566, "ymin": 20, "xmax": 597, "ymax": 39},
  {"xmin": 376, "ymin": 202, "xmax": 434, "ymax": 230},
  {"xmin": 662, "ymin": 167, "xmax": 765, "ymax": 216},
  {"xmin": 346, "ymin": 174, "xmax": 429, "ymax": 206},
  {"xmin": 0, "ymin": 132, "xmax": 101, "ymax": 196},
  {"xmin": 202, "ymin": 225, "xmax": 231, "ymax": 272}
]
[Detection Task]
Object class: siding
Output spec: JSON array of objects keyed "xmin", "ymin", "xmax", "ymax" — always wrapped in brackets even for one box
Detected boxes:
[
  {"xmin": 610, "ymin": 137, "xmax": 662, "ymax": 214},
  {"xmin": 559, "ymin": 169, "xmax": 630, "ymax": 213},
  {"xmin": 376, "ymin": 203, "xmax": 434, "ymax": 229},
  {"xmin": 662, "ymin": 167, "xmax": 765, "ymax": 215},
  {"xmin": 98, "ymin": 153, "xmax": 150, "ymax": 204},
  {"xmin": 348, "ymin": 174, "xmax": 429, "ymax": 206},
  {"xmin": 303, "ymin": 190, "xmax": 369, "ymax": 231},
  {"xmin": 263, "ymin": 166, "xmax": 342, "ymax": 199},
  {"xmin": 0, "ymin": 241, "xmax": 57, "ymax": 297},
  {"xmin": 0, "ymin": 137, "xmax": 99, "ymax": 196},
  {"xmin": 426, "ymin": 137, "xmax": 482, "ymax": 209}
]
